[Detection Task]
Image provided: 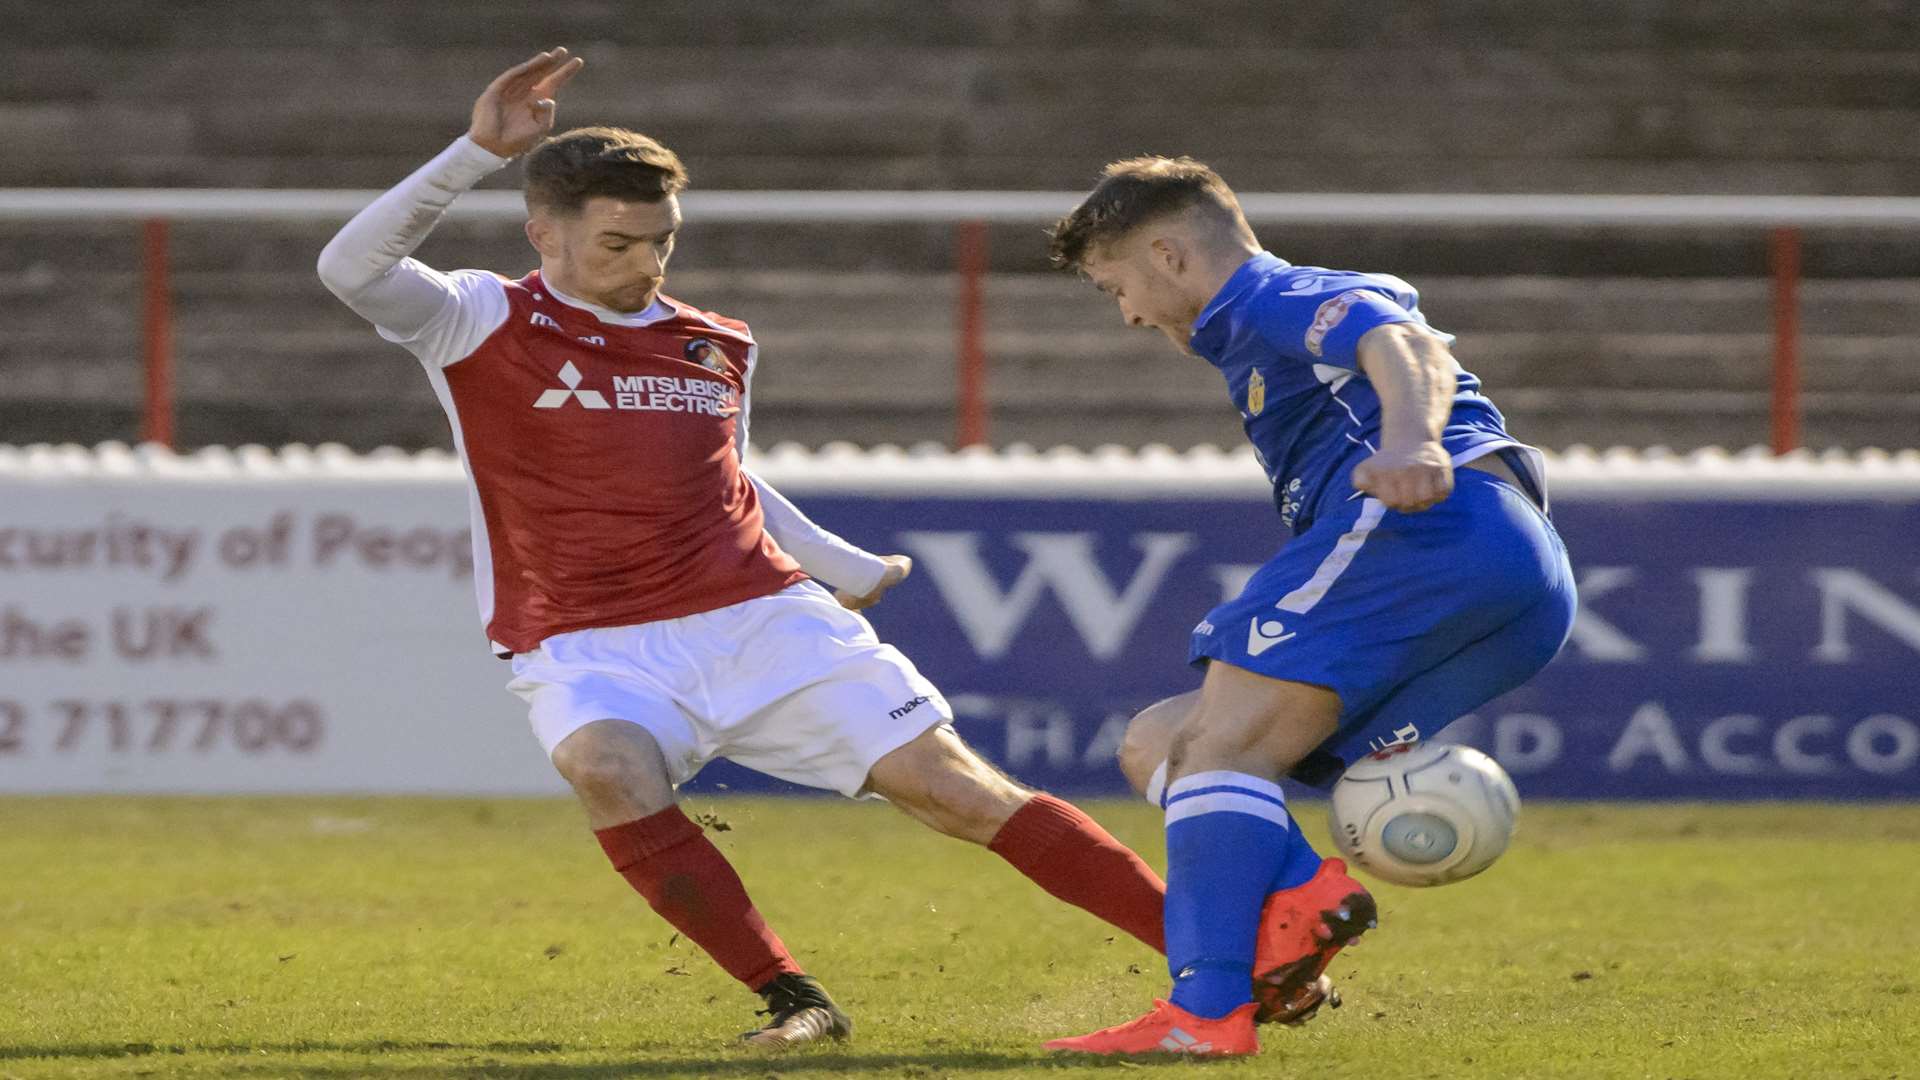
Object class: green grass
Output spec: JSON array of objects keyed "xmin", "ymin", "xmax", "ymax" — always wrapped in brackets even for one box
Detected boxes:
[{"xmin": 2, "ymin": 798, "xmax": 1917, "ymax": 1079}]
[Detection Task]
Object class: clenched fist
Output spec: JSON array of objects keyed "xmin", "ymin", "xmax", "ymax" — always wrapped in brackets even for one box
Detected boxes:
[
  {"xmin": 1351, "ymin": 441, "xmax": 1453, "ymax": 513},
  {"xmin": 836, "ymin": 555, "xmax": 913, "ymax": 611}
]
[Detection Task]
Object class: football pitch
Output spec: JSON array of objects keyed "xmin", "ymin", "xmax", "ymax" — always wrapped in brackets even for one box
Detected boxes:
[{"xmin": 2, "ymin": 798, "xmax": 1916, "ymax": 1079}]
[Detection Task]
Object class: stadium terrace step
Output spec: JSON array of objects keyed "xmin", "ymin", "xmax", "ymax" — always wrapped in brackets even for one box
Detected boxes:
[
  {"xmin": 8, "ymin": 22, "xmax": 1920, "ymax": 190},
  {"xmin": 5, "ymin": 4, "xmax": 1919, "ymax": 449},
  {"xmin": 17, "ymin": 0, "xmax": 1917, "ymax": 51}
]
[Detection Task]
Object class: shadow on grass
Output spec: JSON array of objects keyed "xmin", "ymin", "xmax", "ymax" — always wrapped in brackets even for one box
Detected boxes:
[
  {"xmin": 0, "ymin": 1040, "xmax": 567, "ymax": 1061},
  {"xmin": 0, "ymin": 1041, "xmax": 1190, "ymax": 1075}
]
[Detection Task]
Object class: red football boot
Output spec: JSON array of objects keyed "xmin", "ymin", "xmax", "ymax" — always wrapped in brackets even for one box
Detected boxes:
[
  {"xmin": 1044, "ymin": 999, "xmax": 1259, "ymax": 1057},
  {"xmin": 1251, "ymin": 858, "xmax": 1377, "ymax": 1024}
]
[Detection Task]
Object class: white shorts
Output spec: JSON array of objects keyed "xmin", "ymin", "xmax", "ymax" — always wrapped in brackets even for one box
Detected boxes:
[{"xmin": 506, "ymin": 581, "xmax": 952, "ymax": 797}]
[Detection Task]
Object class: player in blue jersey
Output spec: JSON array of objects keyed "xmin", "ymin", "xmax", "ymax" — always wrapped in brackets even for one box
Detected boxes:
[{"xmin": 1040, "ymin": 157, "xmax": 1578, "ymax": 1057}]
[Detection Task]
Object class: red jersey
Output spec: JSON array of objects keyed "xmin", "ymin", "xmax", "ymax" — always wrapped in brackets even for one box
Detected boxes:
[{"xmin": 435, "ymin": 271, "xmax": 805, "ymax": 653}]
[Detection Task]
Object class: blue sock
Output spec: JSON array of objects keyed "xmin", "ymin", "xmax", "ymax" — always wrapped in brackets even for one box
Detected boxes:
[
  {"xmin": 1271, "ymin": 806, "xmax": 1324, "ymax": 891},
  {"xmin": 1162, "ymin": 770, "xmax": 1303, "ymax": 1019}
]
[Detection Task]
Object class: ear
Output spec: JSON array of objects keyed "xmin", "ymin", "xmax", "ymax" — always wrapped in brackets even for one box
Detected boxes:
[
  {"xmin": 524, "ymin": 214, "xmax": 560, "ymax": 259},
  {"xmin": 1147, "ymin": 234, "xmax": 1187, "ymax": 275}
]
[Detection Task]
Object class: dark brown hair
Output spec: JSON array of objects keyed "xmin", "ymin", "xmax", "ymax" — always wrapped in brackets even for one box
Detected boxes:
[
  {"xmin": 1048, "ymin": 156, "xmax": 1247, "ymax": 272},
  {"xmin": 523, "ymin": 126, "xmax": 689, "ymax": 215}
]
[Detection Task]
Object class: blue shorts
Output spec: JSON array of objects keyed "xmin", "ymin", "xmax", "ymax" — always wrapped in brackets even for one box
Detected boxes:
[{"xmin": 1188, "ymin": 466, "xmax": 1577, "ymax": 789}]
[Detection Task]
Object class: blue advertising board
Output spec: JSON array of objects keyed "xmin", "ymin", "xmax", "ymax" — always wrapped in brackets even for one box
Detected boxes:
[{"xmin": 688, "ymin": 491, "xmax": 1920, "ymax": 800}]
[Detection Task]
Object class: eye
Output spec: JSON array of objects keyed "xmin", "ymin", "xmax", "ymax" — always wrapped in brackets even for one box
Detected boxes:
[{"xmin": 605, "ymin": 243, "xmax": 629, "ymax": 253}]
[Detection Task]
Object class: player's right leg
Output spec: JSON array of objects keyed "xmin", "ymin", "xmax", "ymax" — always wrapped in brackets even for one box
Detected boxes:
[
  {"xmin": 1118, "ymin": 690, "xmax": 1195, "ymax": 804},
  {"xmin": 509, "ymin": 644, "xmax": 850, "ymax": 1050}
]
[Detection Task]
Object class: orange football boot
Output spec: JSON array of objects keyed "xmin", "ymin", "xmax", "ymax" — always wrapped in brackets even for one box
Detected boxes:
[
  {"xmin": 1044, "ymin": 999, "xmax": 1259, "ymax": 1057},
  {"xmin": 1251, "ymin": 858, "xmax": 1377, "ymax": 1023}
]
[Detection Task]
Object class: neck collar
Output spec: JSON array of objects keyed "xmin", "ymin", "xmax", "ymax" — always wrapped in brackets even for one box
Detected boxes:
[
  {"xmin": 1190, "ymin": 251, "xmax": 1288, "ymax": 341},
  {"xmin": 532, "ymin": 271, "xmax": 674, "ymax": 326}
]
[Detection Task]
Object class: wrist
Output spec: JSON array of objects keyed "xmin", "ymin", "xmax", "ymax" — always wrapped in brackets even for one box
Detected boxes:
[
  {"xmin": 849, "ymin": 552, "xmax": 890, "ymax": 596},
  {"xmin": 459, "ymin": 132, "xmax": 516, "ymax": 163},
  {"xmin": 1378, "ymin": 434, "xmax": 1443, "ymax": 455}
]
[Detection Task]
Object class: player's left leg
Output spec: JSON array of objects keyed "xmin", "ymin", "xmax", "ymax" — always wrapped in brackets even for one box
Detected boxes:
[
  {"xmin": 1113, "ymin": 686, "xmax": 1368, "ymax": 1026},
  {"xmin": 863, "ymin": 724, "xmax": 1167, "ymax": 954},
  {"xmin": 704, "ymin": 582, "xmax": 1168, "ymax": 954},
  {"xmin": 1045, "ymin": 662, "xmax": 1344, "ymax": 1056}
]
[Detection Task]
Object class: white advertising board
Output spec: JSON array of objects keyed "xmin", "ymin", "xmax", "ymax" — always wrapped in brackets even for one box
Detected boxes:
[
  {"xmin": 0, "ymin": 473, "xmax": 562, "ymax": 794},
  {"xmin": 6, "ymin": 442, "xmax": 1918, "ymax": 795}
]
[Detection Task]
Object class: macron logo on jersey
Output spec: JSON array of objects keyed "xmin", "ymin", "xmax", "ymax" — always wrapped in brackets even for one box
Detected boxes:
[
  {"xmin": 1247, "ymin": 617, "xmax": 1297, "ymax": 656},
  {"xmin": 531, "ymin": 311, "xmax": 605, "ymax": 348},
  {"xmin": 533, "ymin": 361, "xmax": 611, "ymax": 410}
]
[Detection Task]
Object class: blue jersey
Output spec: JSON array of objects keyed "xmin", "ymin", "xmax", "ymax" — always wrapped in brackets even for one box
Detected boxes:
[{"xmin": 1189, "ymin": 252, "xmax": 1540, "ymax": 534}]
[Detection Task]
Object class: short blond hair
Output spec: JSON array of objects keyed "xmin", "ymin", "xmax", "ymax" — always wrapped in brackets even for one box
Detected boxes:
[{"xmin": 1048, "ymin": 156, "xmax": 1250, "ymax": 271}]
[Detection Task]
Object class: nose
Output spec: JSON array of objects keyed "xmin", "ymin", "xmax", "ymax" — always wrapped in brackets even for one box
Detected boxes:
[{"xmin": 1119, "ymin": 299, "xmax": 1142, "ymax": 328}]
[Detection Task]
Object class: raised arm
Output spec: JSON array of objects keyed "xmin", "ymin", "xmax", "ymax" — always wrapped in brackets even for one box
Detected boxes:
[
  {"xmin": 1351, "ymin": 322, "xmax": 1457, "ymax": 513},
  {"xmin": 316, "ymin": 48, "xmax": 583, "ymax": 341}
]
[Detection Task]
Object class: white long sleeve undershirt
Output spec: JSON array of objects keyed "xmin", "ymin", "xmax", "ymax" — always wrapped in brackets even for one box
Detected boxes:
[{"xmin": 316, "ymin": 136, "xmax": 889, "ymax": 596}]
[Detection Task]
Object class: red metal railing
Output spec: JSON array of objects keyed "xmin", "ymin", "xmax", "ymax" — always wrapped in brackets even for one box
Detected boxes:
[
  {"xmin": 140, "ymin": 218, "xmax": 175, "ymax": 447},
  {"xmin": 1768, "ymin": 227, "xmax": 1802, "ymax": 455},
  {"xmin": 130, "ymin": 217, "xmax": 1809, "ymax": 455},
  {"xmin": 2, "ymin": 189, "xmax": 1886, "ymax": 454},
  {"xmin": 954, "ymin": 219, "xmax": 990, "ymax": 448}
]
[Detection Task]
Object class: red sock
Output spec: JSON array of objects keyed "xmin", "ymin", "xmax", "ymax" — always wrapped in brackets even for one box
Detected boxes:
[
  {"xmin": 595, "ymin": 806, "xmax": 803, "ymax": 990},
  {"xmin": 989, "ymin": 793, "xmax": 1167, "ymax": 954}
]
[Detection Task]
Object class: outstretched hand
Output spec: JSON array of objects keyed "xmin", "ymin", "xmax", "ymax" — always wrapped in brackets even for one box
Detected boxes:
[
  {"xmin": 469, "ymin": 47, "xmax": 585, "ymax": 158},
  {"xmin": 836, "ymin": 555, "xmax": 913, "ymax": 611}
]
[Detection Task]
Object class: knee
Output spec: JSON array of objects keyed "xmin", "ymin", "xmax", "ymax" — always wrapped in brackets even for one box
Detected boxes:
[
  {"xmin": 1118, "ymin": 693, "xmax": 1192, "ymax": 797},
  {"xmin": 921, "ymin": 759, "xmax": 1034, "ymax": 843},
  {"xmin": 551, "ymin": 724, "xmax": 654, "ymax": 796},
  {"xmin": 1116, "ymin": 732, "xmax": 1160, "ymax": 800},
  {"xmin": 874, "ymin": 732, "xmax": 1032, "ymax": 844},
  {"xmin": 1168, "ymin": 708, "xmax": 1301, "ymax": 776}
]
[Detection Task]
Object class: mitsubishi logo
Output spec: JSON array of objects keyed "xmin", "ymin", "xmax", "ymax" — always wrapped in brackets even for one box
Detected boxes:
[{"xmin": 533, "ymin": 361, "xmax": 610, "ymax": 410}]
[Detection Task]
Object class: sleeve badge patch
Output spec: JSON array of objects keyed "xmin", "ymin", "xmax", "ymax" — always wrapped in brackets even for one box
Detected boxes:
[
  {"xmin": 684, "ymin": 338, "xmax": 729, "ymax": 372},
  {"xmin": 1304, "ymin": 290, "xmax": 1368, "ymax": 358}
]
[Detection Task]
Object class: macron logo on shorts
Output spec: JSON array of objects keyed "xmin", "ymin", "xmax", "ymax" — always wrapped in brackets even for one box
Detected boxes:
[
  {"xmin": 888, "ymin": 695, "xmax": 931, "ymax": 720},
  {"xmin": 533, "ymin": 361, "xmax": 611, "ymax": 410},
  {"xmin": 1247, "ymin": 617, "xmax": 1296, "ymax": 657}
]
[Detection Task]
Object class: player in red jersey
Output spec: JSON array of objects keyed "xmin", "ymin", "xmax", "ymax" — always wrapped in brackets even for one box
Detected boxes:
[{"xmin": 317, "ymin": 48, "xmax": 1186, "ymax": 1049}]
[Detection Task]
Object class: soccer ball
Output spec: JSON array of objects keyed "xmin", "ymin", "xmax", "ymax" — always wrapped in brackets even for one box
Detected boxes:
[{"xmin": 1326, "ymin": 742, "xmax": 1520, "ymax": 887}]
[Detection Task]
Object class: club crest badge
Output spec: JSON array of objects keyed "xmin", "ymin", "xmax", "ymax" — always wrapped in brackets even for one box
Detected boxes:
[
  {"xmin": 684, "ymin": 338, "xmax": 728, "ymax": 372},
  {"xmin": 1247, "ymin": 369, "xmax": 1266, "ymax": 416}
]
